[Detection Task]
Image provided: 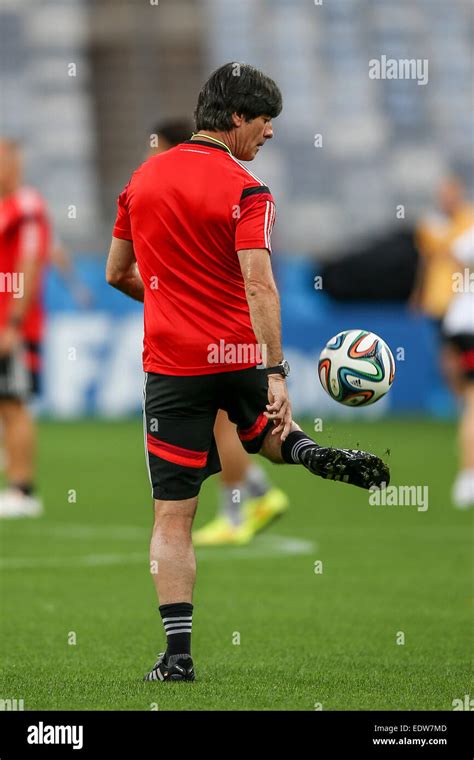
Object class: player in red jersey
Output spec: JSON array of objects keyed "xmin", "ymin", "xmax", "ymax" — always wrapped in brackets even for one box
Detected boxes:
[
  {"xmin": 147, "ymin": 119, "xmax": 289, "ymax": 545},
  {"xmin": 0, "ymin": 139, "xmax": 50, "ymax": 517},
  {"xmin": 106, "ymin": 63, "xmax": 389, "ymax": 681}
]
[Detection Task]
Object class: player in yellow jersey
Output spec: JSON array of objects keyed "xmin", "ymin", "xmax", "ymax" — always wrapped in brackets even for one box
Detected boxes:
[{"xmin": 413, "ymin": 174, "xmax": 474, "ymax": 507}]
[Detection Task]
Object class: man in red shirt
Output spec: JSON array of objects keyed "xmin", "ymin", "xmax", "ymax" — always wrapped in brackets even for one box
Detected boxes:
[
  {"xmin": 146, "ymin": 118, "xmax": 289, "ymax": 545},
  {"xmin": 0, "ymin": 139, "xmax": 49, "ymax": 517},
  {"xmin": 107, "ymin": 63, "xmax": 389, "ymax": 682}
]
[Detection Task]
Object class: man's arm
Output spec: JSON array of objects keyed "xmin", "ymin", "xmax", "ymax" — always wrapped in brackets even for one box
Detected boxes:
[
  {"xmin": 237, "ymin": 248, "xmax": 291, "ymax": 440},
  {"xmin": 106, "ymin": 237, "xmax": 144, "ymax": 302},
  {"xmin": 237, "ymin": 248, "xmax": 282, "ymax": 366},
  {"xmin": 8, "ymin": 257, "xmax": 40, "ymax": 325}
]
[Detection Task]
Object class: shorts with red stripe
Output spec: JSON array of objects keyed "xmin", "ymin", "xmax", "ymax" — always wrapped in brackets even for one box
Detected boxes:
[
  {"xmin": 143, "ymin": 367, "xmax": 273, "ymax": 500},
  {"xmin": 0, "ymin": 346, "xmax": 30, "ymax": 400},
  {"xmin": 24, "ymin": 340, "xmax": 42, "ymax": 396},
  {"xmin": 444, "ymin": 333, "xmax": 474, "ymax": 381}
]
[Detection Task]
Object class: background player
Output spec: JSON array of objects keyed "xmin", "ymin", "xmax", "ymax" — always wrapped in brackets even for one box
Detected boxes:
[
  {"xmin": 413, "ymin": 173, "xmax": 474, "ymax": 506},
  {"xmin": 145, "ymin": 118, "xmax": 289, "ymax": 546},
  {"xmin": 441, "ymin": 211, "xmax": 474, "ymax": 508},
  {"xmin": 0, "ymin": 139, "xmax": 49, "ymax": 517},
  {"xmin": 413, "ymin": 174, "xmax": 474, "ymax": 394}
]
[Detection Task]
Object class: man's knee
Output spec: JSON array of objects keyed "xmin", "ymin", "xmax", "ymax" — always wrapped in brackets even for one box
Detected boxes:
[
  {"xmin": 152, "ymin": 497, "xmax": 198, "ymax": 532},
  {"xmin": 0, "ymin": 398, "xmax": 23, "ymax": 422}
]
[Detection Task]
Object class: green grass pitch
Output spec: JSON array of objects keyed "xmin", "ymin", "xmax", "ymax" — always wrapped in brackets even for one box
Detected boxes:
[{"xmin": 0, "ymin": 417, "xmax": 472, "ymax": 710}]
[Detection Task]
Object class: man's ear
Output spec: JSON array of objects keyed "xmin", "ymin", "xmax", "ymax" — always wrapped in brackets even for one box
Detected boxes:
[{"xmin": 231, "ymin": 112, "xmax": 245, "ymax": 128}]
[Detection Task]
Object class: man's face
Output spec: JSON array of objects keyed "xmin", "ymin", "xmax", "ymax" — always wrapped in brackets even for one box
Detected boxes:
[
  {"xmin": 233, "ymin": 115, "xmax": 274, "ymax": 161},
  {"xmin": 0, "ymin": 141, "xmax": 22, "ymax": 197}
]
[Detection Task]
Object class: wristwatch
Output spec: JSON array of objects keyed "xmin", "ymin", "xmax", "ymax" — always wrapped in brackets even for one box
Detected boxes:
[{"xmin": 265, "ymin": 359, "xmax": 290, "ymax": 378}]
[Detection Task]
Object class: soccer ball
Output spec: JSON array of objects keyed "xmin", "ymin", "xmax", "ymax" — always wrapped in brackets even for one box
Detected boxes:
[{"xmin": 318, "ymin": 329, "xmax": 395, "ymax": 406}]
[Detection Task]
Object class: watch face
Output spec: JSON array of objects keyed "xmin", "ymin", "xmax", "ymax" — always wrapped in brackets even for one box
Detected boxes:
[{"xmin": 282, "ymin": 360, "xmax": 290, "ymax": 376}]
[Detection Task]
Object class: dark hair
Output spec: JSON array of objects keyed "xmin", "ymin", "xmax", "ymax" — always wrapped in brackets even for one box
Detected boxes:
[
  {"xmin": 194, "ymin": 62, "xmax": 282, "ymax": 132},
  {"xmin": 150, "ymin": 119, "xmax": 194, "ymax": 147}
]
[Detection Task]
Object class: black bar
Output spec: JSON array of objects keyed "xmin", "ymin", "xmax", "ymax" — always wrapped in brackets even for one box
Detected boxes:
[{"xmin": 0, "ymin": 710, "xmax": 472, "ymax": 757}]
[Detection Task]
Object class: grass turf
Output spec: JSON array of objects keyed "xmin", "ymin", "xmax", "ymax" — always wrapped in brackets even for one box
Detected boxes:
[{"xmin": 0, "ymin": 418, "xmax": 472, "ymax": 710}]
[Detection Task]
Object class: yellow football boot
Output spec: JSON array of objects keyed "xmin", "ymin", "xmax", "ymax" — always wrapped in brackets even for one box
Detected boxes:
[
  {"xmin": 239, "ymin": 487, "xmax": 289, "ymax": 540},
  {"xmin": 192, "ymin": 488, "xmax": 290, "ymax": 546},
  {"xmin": 192, "ymin": 515, "xmax": 250, "ymax": 546}
]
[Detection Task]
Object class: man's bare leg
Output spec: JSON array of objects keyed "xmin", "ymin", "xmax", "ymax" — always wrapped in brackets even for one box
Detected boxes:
[
  {"xmin": 460, "ymin": 384, "xmax": 474, "ymax": 471},
  {"xmin": 144, "ymin": 496, "xmax": 198, "ymax": 681},
  {"xmin": 0, "ymin": 399, "xmax": 36, "ymax": 486},
  {"xmin": 453, "ymin": 382, "xmax": 474, "ymax": 508},
  {"xmin": 260, "ymin": 420, "xmax": 302, "ymax": 463},
  {"xmin": 193, "ymin": 410, "xmax": 278, "ymax": 544},
  {"xmin": 150, "ymin": 496, "xmax": 198, "ymax": 604},
  {"xmin": 0, "ymin": 399, "xmax": 41, "ymax": 518},
  {"xmin": 214, "ymin": 409, "xmax": 250, "ymax": 485}
]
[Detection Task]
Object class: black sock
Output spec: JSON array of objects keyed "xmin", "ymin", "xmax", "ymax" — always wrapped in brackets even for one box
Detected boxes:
[
  {"xmin": 281, "ymin": 431, "xmax": 319, "ymax": 465},
  {"xmin": 159, "ymin": 602, "xmax": 193, "ymax": 657},
  {"xmin": 10, "ymin": 483, "xmax": 34, "ymax": 496}
]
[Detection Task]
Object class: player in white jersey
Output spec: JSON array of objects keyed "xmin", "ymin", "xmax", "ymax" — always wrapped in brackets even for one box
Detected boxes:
[{"xmin": 442, "ymin": 222, "xmax": 474, "ymax": 508}]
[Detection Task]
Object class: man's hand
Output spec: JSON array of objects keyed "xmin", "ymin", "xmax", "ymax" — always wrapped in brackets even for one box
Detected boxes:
[
  {"xmin": 0, "ymin": 324, "xmax": 21, "ymax": 356},
  {"xmin": 264, "ymin": 374, "xmax": 292, "ymax": 442}
]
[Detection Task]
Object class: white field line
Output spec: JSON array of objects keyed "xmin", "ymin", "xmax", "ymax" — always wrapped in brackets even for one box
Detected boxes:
[
  {"xmin": 0, "ymin": 531, "xmax": 316, "ymax": 570},
  {"xmin": 0, "ymin": 521, "xmax": 149, "ymax": 540}
]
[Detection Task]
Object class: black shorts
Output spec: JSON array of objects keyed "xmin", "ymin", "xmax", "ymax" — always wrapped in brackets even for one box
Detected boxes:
[
  {"xmin": 24, "ymin": 340, "xmax": 42, "ymax": 396},
  {"xmin": 0, "ymin": 346, "xmax": 31, "ymax": 401},
  {"xmin": 444, "ymin": 332, "xmax": 474, "ymax": 381},
  {"xmin": 143, "ymin": 367, "xmax": 273, "ymax": 501}
]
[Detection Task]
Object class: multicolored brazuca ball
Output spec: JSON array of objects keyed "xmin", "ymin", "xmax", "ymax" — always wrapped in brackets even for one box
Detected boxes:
[{"xmin": 318, "ymin": 329, "xmax": 395, "ymax": 406}]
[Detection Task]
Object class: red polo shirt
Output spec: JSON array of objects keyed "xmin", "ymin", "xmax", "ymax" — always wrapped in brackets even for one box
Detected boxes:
[{"xmin": 113, "ymin": 139, "xmax": 276, "ymax": 375}]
